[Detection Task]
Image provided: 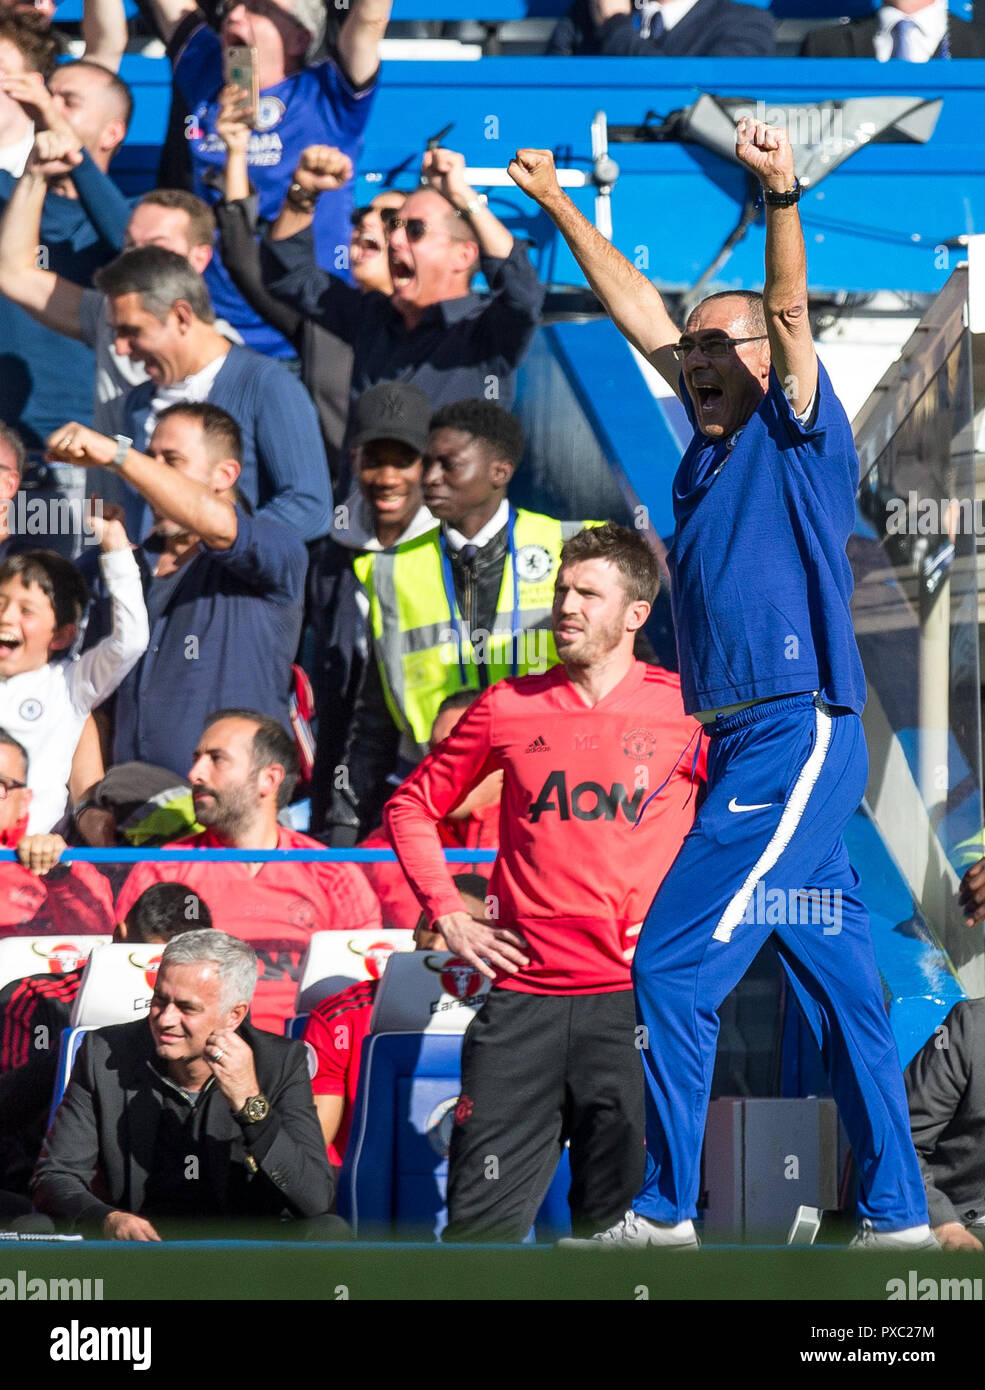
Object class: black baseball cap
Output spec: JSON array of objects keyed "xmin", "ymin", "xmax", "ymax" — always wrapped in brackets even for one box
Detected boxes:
[{"xmin": 350, "ymin": 382, "xmax": 431, "ymax": 454}]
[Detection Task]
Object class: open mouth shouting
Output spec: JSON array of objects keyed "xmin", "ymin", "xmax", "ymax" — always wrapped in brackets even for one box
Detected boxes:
[{"xmin": 388, "ymin": 250, "xmax": 415, "ymax": 293}]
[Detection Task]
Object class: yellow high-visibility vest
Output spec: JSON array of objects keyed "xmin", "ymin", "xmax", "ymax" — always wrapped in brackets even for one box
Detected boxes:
[{"xmin": 354, "ymin": 509, "xmax": 593, "ymax": 761}]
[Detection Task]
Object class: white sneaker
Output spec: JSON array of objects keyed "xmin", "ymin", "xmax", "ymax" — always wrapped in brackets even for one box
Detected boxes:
[
  {"xmin": 849, "ymin": 1220, "xmax": 939, "ymax": 1251},
  {"xmin": 559, "ymin": 1210, "xmax": 700, "ymax": 1250}
]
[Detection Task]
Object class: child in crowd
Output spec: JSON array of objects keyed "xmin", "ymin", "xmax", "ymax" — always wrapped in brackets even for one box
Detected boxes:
[{"xmin": 0, "ymin": 521, "xmax": 148, "ymax": 832}]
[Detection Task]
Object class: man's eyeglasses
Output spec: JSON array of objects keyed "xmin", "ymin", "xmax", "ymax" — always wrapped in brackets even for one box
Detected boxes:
[
  {"xmin": 0, "ymin": 776, "xmax": 27, "ymax": 799},
  {"xmin": 672, "ymin": 335, "xmax": 768, "ymax": 360},
  {"xmin": 380, "ymin": 211, "xmax": 431, "ymax": 243}
]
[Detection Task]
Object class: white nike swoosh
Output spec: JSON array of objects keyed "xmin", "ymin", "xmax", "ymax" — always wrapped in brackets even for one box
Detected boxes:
[{"xmin": 728, "ymin": 797, "xmax": 774, "ymax": 813}]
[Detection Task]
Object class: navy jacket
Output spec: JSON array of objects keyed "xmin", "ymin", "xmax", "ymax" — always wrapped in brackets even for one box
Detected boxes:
[
  {"xmin": 121, "ymin": 344, "xmax": 333, "ymax": 542},
  {"xmin": 109, "ymin": 507, "xmax": 307, "ymax": 776},
  {"xmin": 548, "ymin": 0, "xmax": 775, "ymax": 56}
]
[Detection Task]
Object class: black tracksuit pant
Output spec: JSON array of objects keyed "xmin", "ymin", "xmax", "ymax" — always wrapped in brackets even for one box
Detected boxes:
[{"xmin": 443, "ymin": 988, "xmax": 645, "ymax": 1242}]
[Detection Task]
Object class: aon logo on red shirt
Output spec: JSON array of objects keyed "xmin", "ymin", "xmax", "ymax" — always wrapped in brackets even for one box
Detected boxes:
[{"xmin": 528, "ymin": 771, "xmax": 645, "ymax": 823}]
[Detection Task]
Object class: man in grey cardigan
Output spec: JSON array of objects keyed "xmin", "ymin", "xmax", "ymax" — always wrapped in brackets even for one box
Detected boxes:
[
  {"xmin": 94, "ymin": 246, "xmax": 332, "ymax": 542},
  {"xmin": 32, "ymin": 930, "xmax": 341, "ymax": 1239}
]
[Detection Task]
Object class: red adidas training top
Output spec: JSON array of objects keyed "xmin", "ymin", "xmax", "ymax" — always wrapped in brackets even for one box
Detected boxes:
[{"xmin": 384, "ymin": 661, "xmax": 705, "ymax": 995}]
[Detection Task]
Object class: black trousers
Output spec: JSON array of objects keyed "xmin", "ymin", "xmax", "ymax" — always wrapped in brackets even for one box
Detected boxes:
[{"xmin": 443, "ymin": 988, "xmax": 645, "ymax": 1243}]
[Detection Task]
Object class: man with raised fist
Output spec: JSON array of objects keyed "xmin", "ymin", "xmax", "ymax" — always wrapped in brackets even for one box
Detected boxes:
[
  {"xmin": 509, "ymin": 123, "xmax": 935, "ymax": 1250},
  {"xmin": 261, "ymin": 142, "xmax": 544, "ymax": 437}
]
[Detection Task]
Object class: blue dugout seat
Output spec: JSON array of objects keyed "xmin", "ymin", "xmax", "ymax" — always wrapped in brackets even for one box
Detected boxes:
[{"xmin": 48, "ymin": 1025, "xmax": 93, "ymax": 1127}]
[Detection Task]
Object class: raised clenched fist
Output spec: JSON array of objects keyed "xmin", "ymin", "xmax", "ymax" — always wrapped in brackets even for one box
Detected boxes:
[
  {"xmin": 735, "ymin": 117, "xmax": 797, "ymax": 194},
  {"xmin": 294, "ymin": 145, "xmax": 354, "ymax": 195},
  {"xmin": 421, "ymin": 146, "xmax": 471, "ymax": 207},
  {"xmin": 507, "ymin": 148, "xmax": 562, "ymax": 207}
]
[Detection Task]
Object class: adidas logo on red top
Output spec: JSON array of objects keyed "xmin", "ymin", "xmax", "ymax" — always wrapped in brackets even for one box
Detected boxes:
[{"xmin": 525, "ymin": 735, "xmax": 550, "ymax": 753}]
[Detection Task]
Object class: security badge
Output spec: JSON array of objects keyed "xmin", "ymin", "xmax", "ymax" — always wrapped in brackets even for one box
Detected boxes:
[{"xmin": 515, "ymin": 544, "xmax": 554, "ymax": 585}]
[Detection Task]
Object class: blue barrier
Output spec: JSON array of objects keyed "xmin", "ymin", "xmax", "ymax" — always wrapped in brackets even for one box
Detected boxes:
[{"xmin": 0, "ymin": 847, "xmax": 496, "ymax": 862}]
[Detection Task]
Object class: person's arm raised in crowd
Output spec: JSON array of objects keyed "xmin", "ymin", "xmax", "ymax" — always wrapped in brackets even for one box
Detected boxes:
[
  {"xmin": 270, "ymin": 143, "xmax": 353, "ymax": 242},
  {"xmin": 143, "ymin": 0, "xmax": 199, "ymax": 46},
  {"xmin": 336, "ymin": 0, "xmax": 392, "ymax": 88},
  {"xmin": 0, "ymin": 136, "xmax": 87, "ymax": 341},
  {"xmin": 218, "ymin": 82, "xmax": 251, "ymax": 204},
  {"xmin": 507, "ymin": 147, "xmax": 681, "ymax": 393},
  {"xmin": 82, "ymin": 0, "xmax": 130, "ymax": 72},
  {"xmin": 48, "ymin": 423, "xmax": 239, "ymax": 550},
  {"xmin": 261, "ymin": 145, "xmax": 363, "ymax": 339},
  {"xmin": 0, "ymin": 81, "xmax": 130, "ymax": 251},
  {"xmin": 423, "ymin": 146, "xmax": 513, "ymax": 260},
  {"xmin": 383, "ymin": 694, "xmax": 529, "ymax": 980},
  {"xmin": 734, "ymin": 117, "xmax": 816, "ymax": 416},
  {"xmin": 215, "ymin": 84, "xmax": 302, "ymax": 344}
]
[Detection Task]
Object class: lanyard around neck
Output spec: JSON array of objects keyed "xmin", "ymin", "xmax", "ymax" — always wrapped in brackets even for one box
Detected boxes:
[{"xmin": 438, "ymin": 507, "xmax": 520, "ymax": 684}]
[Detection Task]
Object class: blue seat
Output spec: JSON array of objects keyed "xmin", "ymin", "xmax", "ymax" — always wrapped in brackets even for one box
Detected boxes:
[
  {"xmin": 48, "ymin": 1026, "xmax": 93, "ymax": 1127},
  {"xmin": 284, "ymin": 1015, "xmax": 308, "ymax": 1040},
  {"xmin": 338, "ymin": 1031, "xmax": 571, "ymax": 1241}
]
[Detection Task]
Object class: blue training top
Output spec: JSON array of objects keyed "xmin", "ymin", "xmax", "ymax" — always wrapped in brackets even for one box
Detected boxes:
[{"xmin": 668, "ymin": 359, "xmax": 866, "ymax": 717}]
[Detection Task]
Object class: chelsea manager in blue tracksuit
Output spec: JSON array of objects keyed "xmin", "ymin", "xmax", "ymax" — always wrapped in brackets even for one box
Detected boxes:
[{"xmin": 509, "ymin": 118, "xmax": 934, "ymax": 1249}]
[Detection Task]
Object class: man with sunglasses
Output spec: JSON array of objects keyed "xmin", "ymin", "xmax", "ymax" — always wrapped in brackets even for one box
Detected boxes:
[
  {"xmin": 261, "ymin": 143, "xmax": 544, "ymax": 433},
  {"xmin": 138, "ymin": 0, "xmax": 391, "ymax": 357},
  {"xmin": 509, "ymin": 119, "xmax": 934, "ymax": 1250}
]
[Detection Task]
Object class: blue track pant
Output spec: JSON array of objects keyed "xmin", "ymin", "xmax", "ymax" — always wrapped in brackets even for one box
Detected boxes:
[{"xmin": 631, "ymin": 692, "xmax": 928, "ymax": 1231}]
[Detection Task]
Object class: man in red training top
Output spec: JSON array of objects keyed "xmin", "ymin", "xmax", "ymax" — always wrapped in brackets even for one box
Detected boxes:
[
  {"xmin": 359, "ymin": 691, "xmax": 501, "ymax": 928},
  {"xmin": 116, "ymin": 709, "xmax": 381, "ymax": 1032},
  {"xmin": 385, "ymin": 522, "xmax": 704, "ymax": 1241}
]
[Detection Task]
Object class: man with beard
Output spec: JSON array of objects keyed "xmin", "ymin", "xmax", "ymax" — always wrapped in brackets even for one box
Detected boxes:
[
  {"xmin": 45, "ymin": 402, "xmax": 307, "ymax": 779},
  {"xmin": 384, "ymin": 523, "xmax": 703, "ymax": 1241},
  {"xmin": 115, "ymin": 710, "xmax": 381, "ymax": 1032}
]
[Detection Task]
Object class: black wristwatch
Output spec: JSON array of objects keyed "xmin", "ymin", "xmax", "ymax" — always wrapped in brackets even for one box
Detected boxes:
[
  {"xmin": 236, "ymin": 1094, "xmax": 270, "ymax": 1124},
  {"xmin": 761, "ymin": 180, "xmax": 802, "ymax": 208}
]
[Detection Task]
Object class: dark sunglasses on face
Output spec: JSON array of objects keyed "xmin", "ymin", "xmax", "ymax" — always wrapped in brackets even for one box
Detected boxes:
[{"xmin": 380, "ymin": 210, "xmax": 431, "ymax": 243}]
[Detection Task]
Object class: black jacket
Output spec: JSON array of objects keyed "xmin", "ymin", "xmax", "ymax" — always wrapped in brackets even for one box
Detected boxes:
[
  {"xmin": 801, "ymin": 13, "xmax": 985, "ymax": 57},
  {"xmin": 31, "ymin": 1019, "xmax": 334, "ymax": 1229},
  {"xmin": 549, "ymin": 0, "xmax": 775, "ymax": 56},
  {"xmin": 905, "ymin": 999, "xmax": 985, "ymax": 1229}
]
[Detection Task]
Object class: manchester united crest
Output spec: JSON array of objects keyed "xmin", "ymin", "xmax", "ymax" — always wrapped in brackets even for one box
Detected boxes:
[{"xmin": 622, "ymin": 727, "xmax": 658, "ymax": 759}]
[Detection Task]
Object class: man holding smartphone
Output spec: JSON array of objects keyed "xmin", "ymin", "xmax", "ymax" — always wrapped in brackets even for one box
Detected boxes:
[{"xmin": 139, "ymin": 0, "xmax": 391, "ymax": 356}]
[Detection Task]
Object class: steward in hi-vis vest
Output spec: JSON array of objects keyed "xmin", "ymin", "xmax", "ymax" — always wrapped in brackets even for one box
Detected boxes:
[
  {"xmin": 325, "ymin": 398, "xmax": 599, "ymax": 846},
  {"xmin": 354, "ymin": 506, "xmax": 591, "ymax": 762}
]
